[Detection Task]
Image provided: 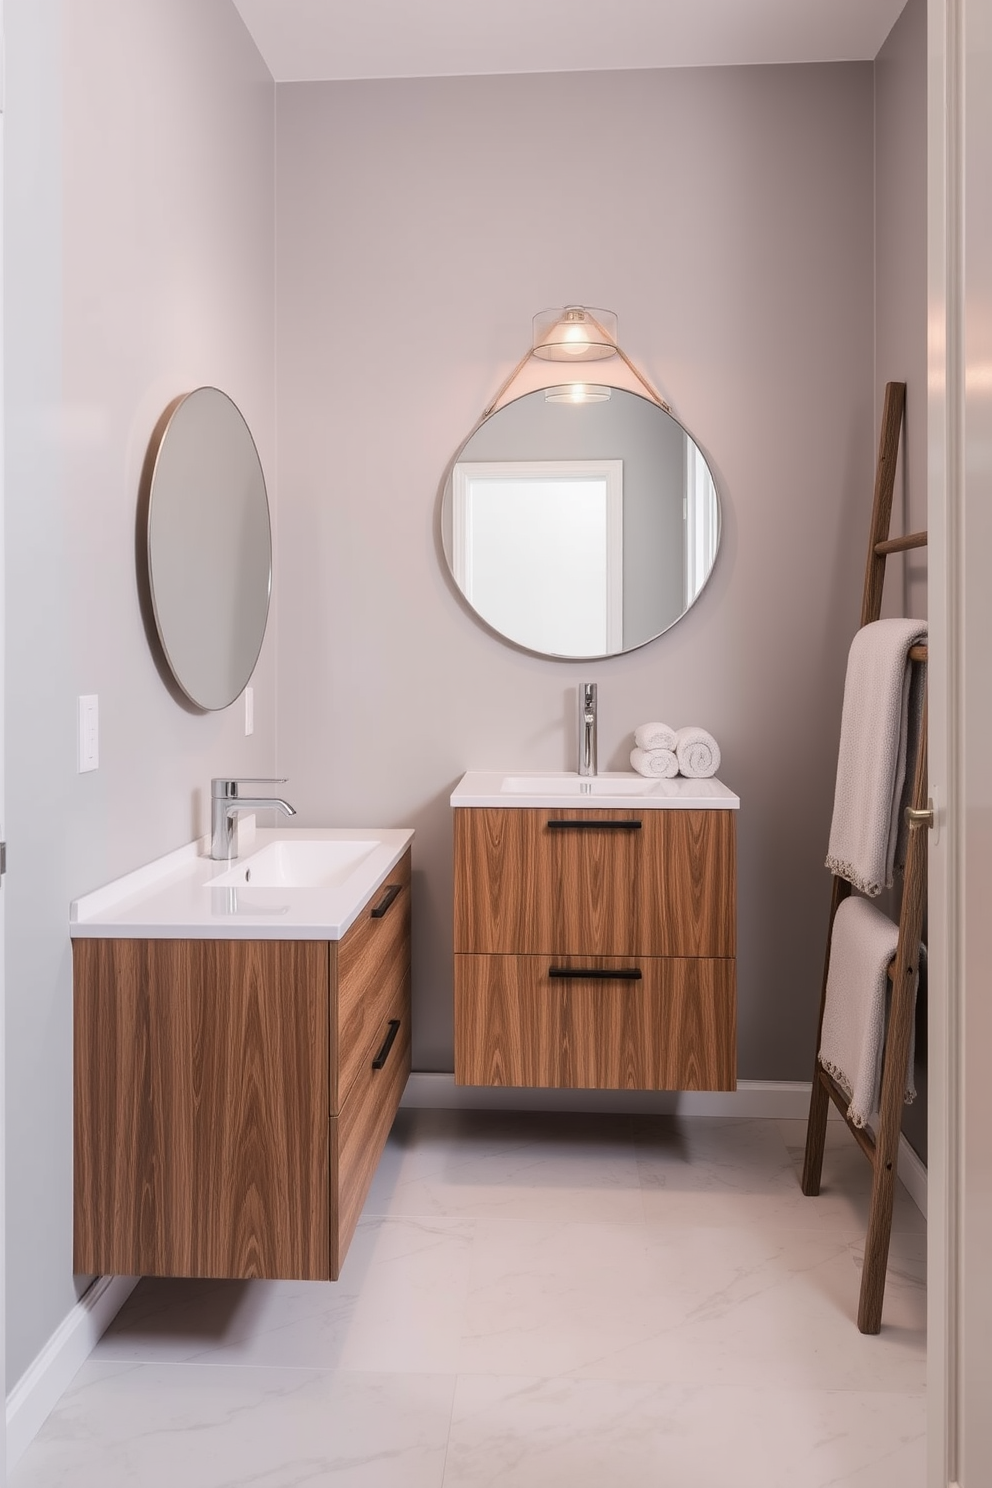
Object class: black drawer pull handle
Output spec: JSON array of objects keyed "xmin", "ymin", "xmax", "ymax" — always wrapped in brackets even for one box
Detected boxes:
[
  {"xmin": 372, "ymin": 1019, "xmax": 401, "ymax": 1069},
  {"xmin": 370, "ymin": 883, "xmax": 402, "ymax": 919},
  {"xmin": 549, "ymin": 966, "xmax": 643, "ymax": 981},
  {"xmin": 546, "ymin": 819, "xmax": 642, "ymax": 831}
]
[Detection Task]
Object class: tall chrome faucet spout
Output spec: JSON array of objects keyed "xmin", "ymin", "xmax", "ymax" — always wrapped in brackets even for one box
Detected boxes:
[
  {"xmin": 210, "ymin": 777, "xmax": 297, "ymax": 860},
  {"xmin": 578, "ymin": 682, "xmax": 598, "ymax": 777}
]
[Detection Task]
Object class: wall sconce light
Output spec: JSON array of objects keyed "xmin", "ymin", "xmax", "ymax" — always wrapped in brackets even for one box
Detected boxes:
[
  {"xmin": 479, "ymin": 305, "xmax": 669, "ymax": 420},
  {"xmin": 532, "ymin": 306, "xmax": 619, "ymax": 362}
]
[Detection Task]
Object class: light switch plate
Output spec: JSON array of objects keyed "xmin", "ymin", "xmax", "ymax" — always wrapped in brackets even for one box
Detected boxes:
[
  {"xmin": 244, "ymin": 685, "xmax": 254, "ymax": 736},
  {"xmin": 78, "ymin": 694, "xmax": 99, "ymax": 772}
]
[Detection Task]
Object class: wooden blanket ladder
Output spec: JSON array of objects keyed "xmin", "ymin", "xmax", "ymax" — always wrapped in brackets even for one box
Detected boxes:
[{"xmin": 801, "ymin": 380, "xmax": 929, "ymax": 1334}]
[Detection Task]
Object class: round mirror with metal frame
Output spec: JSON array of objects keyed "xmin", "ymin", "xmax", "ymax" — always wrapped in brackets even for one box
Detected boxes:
[
  {"xmin": 441, "ymin": 385, "xmax": 721, "ymax": 660},
  {"xmin": 143, "ymin": 387, "xmax": 272, "ymax": 710}
]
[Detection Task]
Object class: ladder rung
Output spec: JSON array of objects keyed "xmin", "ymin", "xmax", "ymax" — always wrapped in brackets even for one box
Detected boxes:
[
  {"xmin": 874, "ymin": 530, "xmax": 927, "ymax": 555},
  {"xmin": 818, "ymin": 1068, "xmax": 878, "ymax": 1165},
  {"xmin": 909, "ymin": 643, "xmax": 927, "ymax": 662}
]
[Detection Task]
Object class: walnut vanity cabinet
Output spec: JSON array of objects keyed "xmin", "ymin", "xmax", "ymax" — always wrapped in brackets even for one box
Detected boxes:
[
  {"xmin": 73, "ymin": 849, "xmax": 411, "ymax": 1281},
  {"xmin": 453, "ymin": 807, "xmax": 736, "ymax": 1090}
]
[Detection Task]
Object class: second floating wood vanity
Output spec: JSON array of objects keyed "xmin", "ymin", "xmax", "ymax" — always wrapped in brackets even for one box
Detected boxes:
[{"xmin": 451, "ymin": 772, "xmax": 738, "ymax": 1091}]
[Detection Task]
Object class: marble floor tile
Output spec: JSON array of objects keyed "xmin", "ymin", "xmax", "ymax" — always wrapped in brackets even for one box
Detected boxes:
[
  {"xmin": 634, "ymin": 1115, "xmax": 925, "ymax": 1234},
  {"xmin": 571, "ymin": 1223, "xmax": 926, "ymax": 1391},
  {"xmin": 12, "ymin": 1109, "xmax": 927, "ymax": 1488},
  {"xmin": 366, "ymin": 1108, "xmax": 646, "ymax": 1224},
  {"xmin": 458, "ymin": 1218, "xmax": 660, "ymax": 1379},
  {"xmin": 9, "ymin": 1362, "xmax": 455, "ymax": 1488},
  {"xmin": 458, "ymin": 1212, "xmax": 924, "ymax": 1389},
  {"xmin": 441, "ymin": 1375, "xmax": 926, "ymax": 1488},
  {"xmin": 95, "ymin": 1215, "xmax": 474, "ymax": 1374}
]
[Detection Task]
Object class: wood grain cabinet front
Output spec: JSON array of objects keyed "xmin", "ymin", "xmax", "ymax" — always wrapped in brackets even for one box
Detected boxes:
[
  {"xmin": 453, "ymin": 809, "xmax": 736, "ymax": 1091},
  {"xmin": 73, "ymin": 849, "xmax": 411, "ymax": 1281}
]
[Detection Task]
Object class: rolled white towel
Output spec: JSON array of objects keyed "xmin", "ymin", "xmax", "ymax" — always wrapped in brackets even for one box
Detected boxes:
[
  {"xmin": 675, "ymin": 726, "xmax": 721, "ymax": 779},
  {"xmin": 634, "ymin": 721, "xmax": 677, "ymax": 752},
  {"xmin": 630, "ymin": 746, "xmax": 679, "ymax": 779}
]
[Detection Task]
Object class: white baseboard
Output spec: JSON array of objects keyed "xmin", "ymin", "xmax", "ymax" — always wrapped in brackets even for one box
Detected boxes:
[
  {"xmin": 897, "ymin": 1133, "xmax": 928, "ymax": 1218},
  {"xmin": 401, "ymin": 1074, "xmax": 928, "ymax": 1215},
  {"xmin": 6, "ymin": 1274, "xmax": 138, "ymax": 1473}
]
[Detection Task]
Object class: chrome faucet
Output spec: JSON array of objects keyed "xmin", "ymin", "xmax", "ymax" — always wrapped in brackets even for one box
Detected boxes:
[
  {"xmin": 578, "ymin": 682, "xmax": 598, "ymax": 777},
  {"xmin": 210, "ymin": 777, "xmax": 297, "ymax": 860}
]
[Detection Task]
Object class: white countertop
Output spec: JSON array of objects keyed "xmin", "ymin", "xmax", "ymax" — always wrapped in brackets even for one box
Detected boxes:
[
  {"xmin": 451, "ymin": 771, "xmax": 739, "ymax": 810},
  {"xmin": 70, "ymin": 826, "xmax": 415, "ymax": 940}
]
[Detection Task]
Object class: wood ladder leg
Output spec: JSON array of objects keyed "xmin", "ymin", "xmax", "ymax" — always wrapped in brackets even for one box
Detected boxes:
[
  {"xmin": 858, "ymin": 1130, "xmax": 899, "ymax": 1334},
  {"xmin": 802, "ymin": 877, "xmax": 851, "ymax": 1196},
  {"xmin": 801, "ymin": 1070, "xmax": 830, "ymax": 1196},
  {"xmin": 858, "ymin": 736, "xmax": 927, "ymax": 1333}
]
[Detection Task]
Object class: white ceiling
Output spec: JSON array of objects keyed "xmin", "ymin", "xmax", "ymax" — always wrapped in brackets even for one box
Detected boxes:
[{"xmin": 232, "ymin": 0, "xmax": 908, "ymax": 83}]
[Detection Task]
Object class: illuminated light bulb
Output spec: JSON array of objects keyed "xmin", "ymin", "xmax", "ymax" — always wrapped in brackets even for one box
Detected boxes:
[
  {"xmin": 532, "ymin": 306, "xmax": 619, "ymax": 362},
  {"xmin": 561, "ymin": 321, "xmax": 591, "ymax": 355}
]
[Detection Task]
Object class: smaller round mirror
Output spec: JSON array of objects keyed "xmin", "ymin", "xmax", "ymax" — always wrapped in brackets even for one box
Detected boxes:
[
  {"xmin": 441, "ymin": 387, "xmax": 720, "ymax": 660},
  {"xmin": 144, "ymin": 387, "xmax": 272, "ymax": 710}
]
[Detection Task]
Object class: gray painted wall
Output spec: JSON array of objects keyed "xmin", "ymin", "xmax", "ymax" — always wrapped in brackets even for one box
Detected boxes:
[
  {"xmin": 876, "ymin": 0, "xmax": 928, "ymax": 621},
  {"xmin": 274, "ymin": 65, "xmax": 877, "ymax": 1081},
  {"xmin": 5, "ymin": 0, "xmax": 277, "ymax": 1386}
]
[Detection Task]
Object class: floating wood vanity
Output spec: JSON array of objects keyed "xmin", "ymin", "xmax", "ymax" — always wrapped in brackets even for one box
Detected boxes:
[
  {"xmin": 452, "ymin": 773, "xmax": 738, "ymax": 1091},
  {"xmin": 70, "ymin": 828, "xmax": 413, "ymax": 1282}
]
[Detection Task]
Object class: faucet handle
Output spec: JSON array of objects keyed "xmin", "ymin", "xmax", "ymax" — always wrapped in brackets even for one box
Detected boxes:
[{"xmin": 211, "ymin": 777, "xmax": 288, "ymax": 798}]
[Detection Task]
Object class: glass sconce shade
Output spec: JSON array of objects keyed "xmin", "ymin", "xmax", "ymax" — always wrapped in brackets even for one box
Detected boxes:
[
  {"xmin": 544, "ymin": 384, "xmax": 613, "ymax": 404},
  {"xmin": 532, "ymin": 306, "xmax": 619, "ymax": 361}
]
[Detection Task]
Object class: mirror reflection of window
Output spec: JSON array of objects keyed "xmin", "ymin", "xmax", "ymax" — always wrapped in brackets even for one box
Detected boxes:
[
  {"xmin": 452, "ymin": 460, "xmax": 623, "ymax": 657},
  {"xmin": 685, "ymin": 440, "xmax": 718, "ymax": 606},
  {"xmin": 441, "ymin": 389, "xmax": 721, "ymax": 659}
]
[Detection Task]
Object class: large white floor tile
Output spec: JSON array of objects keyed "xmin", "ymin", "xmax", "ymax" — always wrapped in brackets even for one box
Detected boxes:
[
  {"xmin": 11, "ymin": 1108, "xmax": 926, "ymax": 1488},
  {"xmin": 9, "ymin": 1362, "xmax": 455, "ymax": 1488},
  {"xmin": 459, "ymin": 1218, "xmax": 659, "ymax": 1378},
  {"xmin": 95, "ymin": 1216, "xmax": 474, "ymax": 1374},
  {"xmin": 572, "ymin": 1223, "xmax": 926, "ymax": 1391},
  {"xmin": 457, "ymin": 1213, "xmax": 924, "ymax": 1390},
  {"xmin": 365, "ymin": 1109, "xmax": 646, "ymax": 1224},
  {"xmin": 634, "ymin": 1115, "xmax": 925, "ymax": 1234},
  {"xmin": 442, "ymin": 1375, "xmax": 926, "ymax": 1488}
]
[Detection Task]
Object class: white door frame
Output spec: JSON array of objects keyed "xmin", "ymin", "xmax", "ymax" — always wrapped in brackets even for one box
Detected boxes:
[
  {"xmin": 927, "ymin": 0, "xmax": 992, "ymax": 1482},
  {"xmin": 0, "ymin": 1, "xmax": 8, "ymax": 1477}
]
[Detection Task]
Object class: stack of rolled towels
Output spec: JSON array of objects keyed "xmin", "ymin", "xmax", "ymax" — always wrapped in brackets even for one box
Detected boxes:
[{"xmin": 630, "ymin": 722, "xmax": 721, "ymax": 780}]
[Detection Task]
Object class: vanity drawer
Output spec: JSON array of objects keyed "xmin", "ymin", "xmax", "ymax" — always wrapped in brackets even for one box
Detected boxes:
[
  {"xmin": 334, "ymin": 849, "xmax": 411, "ymax": 1113},
  {"xmin": 330, "ymin": 975, "xmax": 411, "ymax": 1276},
  {"xmin": 454, "ymin": 953, "xmax": 736, "ymax": 1091},
  {"xmin": 454, "ymin": 808, "xmax": 735, "ymax": 958}
]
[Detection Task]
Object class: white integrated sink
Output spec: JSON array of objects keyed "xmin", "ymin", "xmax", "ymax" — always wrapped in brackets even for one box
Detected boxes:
[
  {"xmin": 206, "ymin": 838, "xmax": 378, "ymax": 889},
  {"xmin": 501, "ymin": 774, "xmax": 660, "ymax": 797},
  {"xmin": 69, "ymin": 826, "xmax": 415, "ymax": 940}
]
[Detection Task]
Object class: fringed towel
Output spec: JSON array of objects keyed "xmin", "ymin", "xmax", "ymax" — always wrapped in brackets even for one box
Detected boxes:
[
  {"xmin": 825, "ymin": 617, "xmax": 927, "ymax": 895},
  {"xmin": 634, "ymin": 722, "xmax": 677, "ymax": 752},
  {"xmin": 630, "ymin": 746, "xmax": 679, "ymax": 778},
  {"xmin": 674, "ymin": 726, "xmax": 721, "ymax": 779},
  {"xmin": 819, "ymin": 894, "xmax": 917, "ymax": 1129}
]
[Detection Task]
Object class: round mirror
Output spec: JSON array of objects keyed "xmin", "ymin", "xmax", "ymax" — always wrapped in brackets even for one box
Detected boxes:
[
  {"xmin": 441, "ymin": 387, "xmax": 720, "ymax": 659},
  {"xmin": 144, "ymin": 387, "xmax": 272, "ymax": 710}
]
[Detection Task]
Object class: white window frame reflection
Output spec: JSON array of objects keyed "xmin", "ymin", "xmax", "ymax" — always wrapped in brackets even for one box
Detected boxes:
[
  {"xmin": 452, "ymin": 459, "xmax": 624, "ymax": 656},
  {"xmin": 684, "ymin": 441, "xmax": 718, "ymax": 607}
]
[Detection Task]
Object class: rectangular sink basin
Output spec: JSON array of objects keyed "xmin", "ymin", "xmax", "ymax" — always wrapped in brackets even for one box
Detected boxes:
[
  {"xmin": 501, "ymin": 774, "xmax": 660, "ymax": 797},
  {"xmin": 207, "ymin": 838, "xmax": 378, "ymax": 889}
]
